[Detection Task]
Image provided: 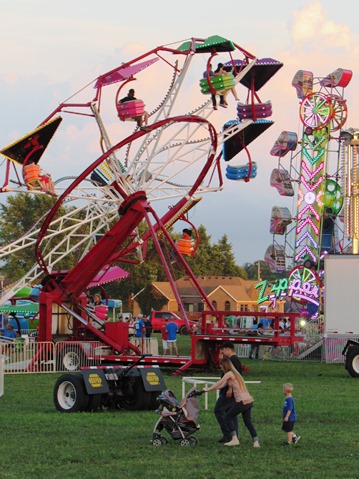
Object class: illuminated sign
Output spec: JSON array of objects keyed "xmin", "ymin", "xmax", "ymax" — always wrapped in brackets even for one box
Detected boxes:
[{"xmin": 256, "ymin": 274, "xmax": 320, "ymax": 309}]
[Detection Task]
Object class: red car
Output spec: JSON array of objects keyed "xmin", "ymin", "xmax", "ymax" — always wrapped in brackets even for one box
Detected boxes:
[{"xmin": 149, "ymin": 311, "xmax": 196, "ymax": 335}]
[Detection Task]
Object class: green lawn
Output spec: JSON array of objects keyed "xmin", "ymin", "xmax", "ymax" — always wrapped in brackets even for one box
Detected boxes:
[{"xmin": 1, "ymin": 361, "xmax": 358, "ymax": 479}]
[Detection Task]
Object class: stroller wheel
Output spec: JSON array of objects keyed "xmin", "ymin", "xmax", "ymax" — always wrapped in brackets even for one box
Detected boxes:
[
  {"xmin": 189, "ymin": 437, "xmax": 197, "ymax": 445},
  {"xmin": 160, "ymin": 437, "xmax": 168, "ymax": 445},
  {"xmin": 152, "ymin": 438, "xmax": 163, "ymax": 447},
  {"xmin": 180, "ymin": 438, "xmax": 191, "ymax": 447}
]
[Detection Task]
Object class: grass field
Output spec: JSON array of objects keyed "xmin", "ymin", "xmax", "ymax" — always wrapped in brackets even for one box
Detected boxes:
[{"xmin": 1, "ymin": 353, "xmax": 358, "ymax": 479}]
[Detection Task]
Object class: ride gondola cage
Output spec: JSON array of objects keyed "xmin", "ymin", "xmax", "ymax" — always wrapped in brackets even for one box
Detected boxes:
[{"xmin": 0, "ymin": 117, "xmax": 61, "ymax": 196}]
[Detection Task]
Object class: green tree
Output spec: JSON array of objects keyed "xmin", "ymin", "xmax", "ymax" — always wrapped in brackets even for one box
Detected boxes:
[
  {"xmin": 211, "ymin": 234, "xmax": 247, "ymax": 277},
  {"xmin": 0, "ymin": 194, "xmax": 57, "ymax": 280},
  {"xmin": 243, "ymin": 260, "xmax": 279, "ymax": 282},
  {"xmin": 0, "ymin": 193, "xmax": 83, "ymax": 283}
]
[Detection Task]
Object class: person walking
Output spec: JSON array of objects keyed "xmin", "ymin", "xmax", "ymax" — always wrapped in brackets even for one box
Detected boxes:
[
  {"xmin": 214, "ymin": 341, "xmax": 242, "ymax": 443},
  {"xmin": 282, "ymin": 383, "xmax": 301, "ymax": 445},
  {"xmin": 204, "ymin": 358, "xmax": 260, "ymax": 448}
]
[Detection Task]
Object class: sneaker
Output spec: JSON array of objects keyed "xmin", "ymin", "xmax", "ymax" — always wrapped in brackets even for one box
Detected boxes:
[
  {"xmin": 220, "ymin": 104, "xmax": 228, "ymax": 108},
  {"xmin": 292, "ymin": 435, "xmax": 301, "ymax": 444},
  {"xmin": 253, "ymin": 441, "xmax": 260, "ymax": 448},
  {"xmin": 224, "ymin": 437, "xmax": 240, "ymax": 447},
  {"xmin": 140, "ymin": 126, "xmax": 150, "ymax": 131}
]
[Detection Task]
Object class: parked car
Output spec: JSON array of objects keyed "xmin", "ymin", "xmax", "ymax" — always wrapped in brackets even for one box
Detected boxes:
[{"xmin": 149, "ymin": 311, "xmax": 196, "ymax": 335}]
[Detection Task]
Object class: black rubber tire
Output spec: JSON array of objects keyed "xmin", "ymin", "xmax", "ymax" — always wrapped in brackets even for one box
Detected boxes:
[
  {"xmin": 87, "ymin": 394, "xmax": 102, "ymax": 412},
  {"xmin": 149, "ymin": 391, "xmax": 160, "ymax": 410},
  {"xmin": 189, "ymin": 436, "xmax": 197, "ymax": 445},
  {"xmin": 346, "ymin": 348, "xmax": 359, "ymax": 378},
  {"xmin": 179, "ymin": 326, "xmax": 189, "ymax": 335},
  {"xmin": 54, "ymin": 374, "xmax": 90, "ymax": 412},
  {"xmin": 57, "ymin": 347, "xmax": 86, "ymax": 372},
  {"xmin": 117, "ymin": 378, "xmax": 147, "ymax": 411}
]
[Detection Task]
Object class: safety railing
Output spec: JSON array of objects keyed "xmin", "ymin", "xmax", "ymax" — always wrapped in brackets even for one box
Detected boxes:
[
  {"xmin": 181, "ymin": 377, "xmax": 261, "ymax": 410},
  {"xmin": 0, "ymin": 340, "xmax": 104, "ymax": 374},
  {"xmin": 323, "ymin": 335, "xmax": 359, "ymax": 364},
  {"xmin": 0, "ymin": 340, "xmax": 55, "ymax": 373},
  {"xmin": 0, "ymin": 337, "xmax": 160, "ymax": 374},
  {"xmin": 1, "ymin": 334, "xmax": 356, "ymax": 373}
]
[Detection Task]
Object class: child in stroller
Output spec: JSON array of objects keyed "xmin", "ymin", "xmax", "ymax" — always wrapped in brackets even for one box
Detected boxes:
[{"xmin": 152, "ymin": 387, "xmax": 202, "ymax": 446}]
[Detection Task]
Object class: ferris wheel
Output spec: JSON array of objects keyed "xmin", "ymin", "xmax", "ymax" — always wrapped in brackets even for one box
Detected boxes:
[
  {"xmin": 266, "ymin": 68, "xmax": 353, "ymax": 312},
  {"xmin": 0, "ymin": 35, "xmax": 281, "ymax": 319}
]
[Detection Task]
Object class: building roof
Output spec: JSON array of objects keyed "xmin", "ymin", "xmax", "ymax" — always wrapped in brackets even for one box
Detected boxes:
[
  {"xmin": 208, "ymin": 284, "xmax": 258, "ymax": 302},
  {"xmin": 152, "ymin": 282, "xmax": 176, "ymax": 301},
  {"xmin": 153, "ymin": 276, "xmax": 261, "ymax": 302}
]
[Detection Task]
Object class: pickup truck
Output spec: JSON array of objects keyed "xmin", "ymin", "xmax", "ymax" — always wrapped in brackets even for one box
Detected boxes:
[{"xmin": 149, "ymin": 311, "xmax": 196, "ymax": 335}]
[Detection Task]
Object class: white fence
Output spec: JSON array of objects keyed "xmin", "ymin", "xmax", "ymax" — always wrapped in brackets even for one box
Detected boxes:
[
  {"xmin": 235, "ymin": 334, "xmax": 357, "ymax": 363},
  {"xmin": 0, "ymin": 337, "xmax": 159, "ymax": 374},
  {"xmin": 323, "ymin": 335, "xmax": 359, "ymax": 364},
  {"xmin": 181, "ymin": 377, "xmax": 261, "ymax": 410},
  {"xmin": 1, "ymin": 335, "xmax": 356, "ymax": 374},
  {"xmin": 0, "ymin": 340, "xmax": 105, "ymax": 374}
]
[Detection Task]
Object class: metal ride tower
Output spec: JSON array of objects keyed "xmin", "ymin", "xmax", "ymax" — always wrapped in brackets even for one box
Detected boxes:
[
  {"xmin": 0, "ymin": 36, "xmax": 282, "ymax": 360},
  {"xmin": 264, "ymin": 68, "xmax": 353, "ymax": 311}
]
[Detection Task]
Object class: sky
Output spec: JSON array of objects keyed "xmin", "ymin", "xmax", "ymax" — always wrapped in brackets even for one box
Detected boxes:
[{"xmin": 1, "ymin": 0, "xmax": 359, "ymax": 266}]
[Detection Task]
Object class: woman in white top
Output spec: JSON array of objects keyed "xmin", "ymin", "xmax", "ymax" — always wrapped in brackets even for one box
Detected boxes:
[{"xmin": 203, "ymin": 358, "xmax": 260, "ymax": 447}]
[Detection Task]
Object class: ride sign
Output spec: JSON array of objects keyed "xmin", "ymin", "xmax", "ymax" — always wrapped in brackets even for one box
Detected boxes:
[{"xmin": 256, "ymin": 267, "xmax": 320, "ymax": 309}]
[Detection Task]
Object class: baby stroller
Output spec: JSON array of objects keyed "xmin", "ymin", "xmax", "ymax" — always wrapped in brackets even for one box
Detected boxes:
[{"xmin": 152, "ymin": 387, "xmax": 203, "ymax": 446}]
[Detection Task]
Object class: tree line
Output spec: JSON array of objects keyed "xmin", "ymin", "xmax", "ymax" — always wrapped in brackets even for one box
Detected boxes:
[{"xmin": 0, "ymin": 194, "xmax": 278, "ymax": 311}]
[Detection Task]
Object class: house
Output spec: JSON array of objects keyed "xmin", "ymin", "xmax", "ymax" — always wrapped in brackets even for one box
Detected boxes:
[{"xmin": 133, "ymin": 276, "xmax": 277, "ymax": 318}]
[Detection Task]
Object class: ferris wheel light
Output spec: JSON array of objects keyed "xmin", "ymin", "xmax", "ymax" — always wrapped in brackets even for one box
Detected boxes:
[{"xmin": 299, "ymin": 319, "xmax": 307, "ymax": 328}]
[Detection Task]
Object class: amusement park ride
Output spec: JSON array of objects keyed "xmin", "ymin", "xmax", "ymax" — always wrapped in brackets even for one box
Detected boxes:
[
  {"xmin": 259, "ymin": 66, "xmax": 359, "ymax": 377},
  {"xmin": 261, "ymin": 68, "xmax": 354, "ymax": 310},
  {"xmin": 0, "ymin": 35, "xmax": 336, "ymax": 377}
]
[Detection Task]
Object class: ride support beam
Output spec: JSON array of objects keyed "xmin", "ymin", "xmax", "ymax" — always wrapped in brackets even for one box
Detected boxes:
[{"xmin": 60, "ymin": 191, "xmax": 149, "ymax": 299}]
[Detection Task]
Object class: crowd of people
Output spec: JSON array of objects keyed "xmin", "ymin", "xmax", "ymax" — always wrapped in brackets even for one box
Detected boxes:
[{"xmin": 125, "ymin": 313, "xmax": 179, "ymax": 356}]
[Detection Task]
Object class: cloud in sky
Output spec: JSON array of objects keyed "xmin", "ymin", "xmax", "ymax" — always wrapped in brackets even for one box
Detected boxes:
[
  {"xmin": 1, "ymin": 0, "xmax": 359, "ymax": 266},
  {"xmin": 290, "ymin": 2, "xmax": 351, "ymax": 50}
]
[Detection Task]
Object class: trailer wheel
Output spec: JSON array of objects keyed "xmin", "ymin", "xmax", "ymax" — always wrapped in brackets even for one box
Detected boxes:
[
  {"xmin": 346, "ymin": 348, "xmax": 359, "ymax": 378},
  {"xmin": 54, "ymin": 374, "xmax": 89, "ymax": 412},
  {"xmin": 149, "ymin": 391, "xmax": 160, "ymax": 410},
  {"xmin": 87, "ymin": 394, "xmax": 102, "ymax": 412},
  {"xmin": 57, "ymin": 347, "xmax": 85, "ymax": 372},
  {"xmin": 118, "ymin": 378, "xmax": 147, "ymax": 411}
]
